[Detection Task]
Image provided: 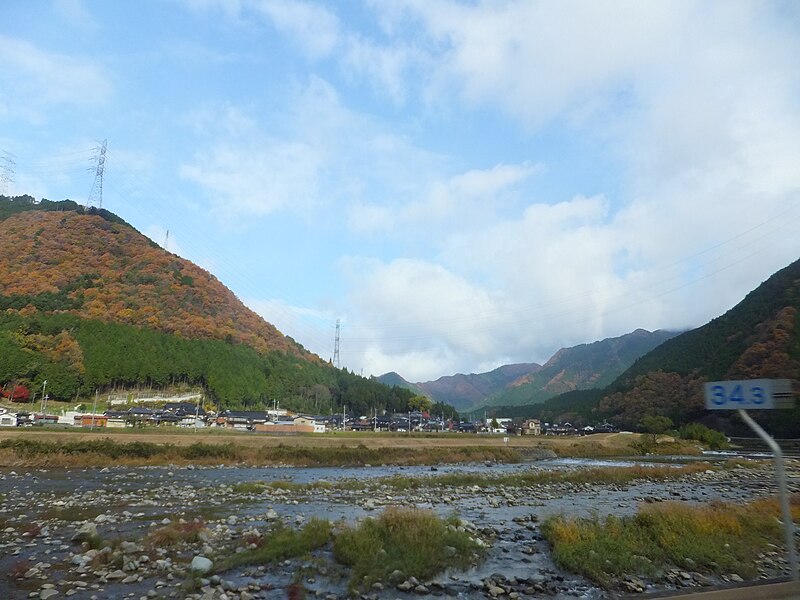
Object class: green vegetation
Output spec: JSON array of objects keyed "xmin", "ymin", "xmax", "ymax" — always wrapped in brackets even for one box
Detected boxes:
[
  {"xmin": 0, "ymin": 438, "xmax": 243, "ymax": 463},
  {"xmin": 678, "ymin": 422, "xmax": 729, "ymax": 450},
  {"xmin": 215, "ymin": 519, "xmax": 332, "ymax": 572},
  {"xmin": 542, "ymin": 497, "xmax": 796, "ymax": 588},
  {"xmin": 0, "ymin": 195, "xmax": 131, "ymax": 228},
  {"xmin": 333, "ymin": 508, "xmax": 484, "ymax": 590},
  {"xmin": 230, "ymin": 482, "xmax": 268, "ymax": 494},
  {"xmin": 486, "ymin": 330, "xmax": 677, "ymax": 408},
  {"xmin": 257, "ymin": 443, "xmax": 519, "ymax": 467},
  {"xmin": 0, "ymin": 196, "xmax": 426, "ymax": 416},
  {"xmin": 237, "ymin": 464, "xmax": 710, "ymax": 496},
  {"xmin": 0, "ymin": 310, "xmax": 415, "ymax": 412}
]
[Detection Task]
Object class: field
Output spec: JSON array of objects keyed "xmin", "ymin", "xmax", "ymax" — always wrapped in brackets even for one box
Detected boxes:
[
  {"xmin": 0, "ymin": 427, "xmax": 702, "ymax": 467},
  {"xmin": 0, "ymin": 427, "xmax": 660, "ymax": 450}
]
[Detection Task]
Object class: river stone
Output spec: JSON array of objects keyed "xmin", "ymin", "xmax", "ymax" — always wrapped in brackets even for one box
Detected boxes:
[
  {"xmin": 487, "ymin": 585, "xmax": 505, "ymax": 597},
  {"xmin": 620, "ymin": 577, "xmax": 646, "ymax": 593},
  {"xmin": 106, "ymin": 570, "xmax": 126, "ymax": 580},
  {"xmin": 70, "ymin": 523, "xmax": 97, "ymax": 544},
  {"xmin": 40, "ymin": 590, "xmax": 59, "ymax": 599},
  {"xmin": 191, "ymin": 556, "xmax": 214, "ymax": 574}
]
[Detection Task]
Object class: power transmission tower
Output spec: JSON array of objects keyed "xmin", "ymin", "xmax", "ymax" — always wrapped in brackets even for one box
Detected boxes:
[
  {"xmin": 164, "ymin": 229, "xmax": 169, "ymax": 251},
  {"xmin": 332, "ymin": 318, "xmax": 341, "ymax": 368},
  {"xmin": 87, "ymin": 139, "xmax": 107, "ymax": 209},
  {"xmin": 0, "ymin": 152, "xmax": 15, "ymax": 195}
]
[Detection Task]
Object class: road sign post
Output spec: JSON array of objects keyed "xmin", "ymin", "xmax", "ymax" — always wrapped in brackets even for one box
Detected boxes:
[{"xmin": 705, "ymin": 379, "xmax": 797, "ymax": 581}]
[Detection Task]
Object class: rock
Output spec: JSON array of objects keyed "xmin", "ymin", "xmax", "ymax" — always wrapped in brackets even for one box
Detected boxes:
[
  {"xmin": 620, "ymin": 577, "xmax": 646, "ymax": 593},
  {"xmin": 388, "ymin": 570, "xmax": 405, "ymax": 584},
  {"xmin": 119, "ymin": 541, "xmax": 139, "ymax": 554},
  {"xmin": 414, "ymin": 585, "xmax": 429, "ymax": 594},
  {"xmin": 191, "ymin": 556, "xmax": 214, "ymax": 574},
  {"xmin": 70, "ymin": 523, "xmax": 97, "ymax": 544},
  {"xmin": 40, "ymin": 590, "xmax": 59, "ymax": 600},
  {"xmin": 106, "ymin": 570, "xmax": 126, "ymax": 580},
  {"xmin": 487, "ymin": 585, "xmax": 505, "ymax": 597},
  {"xmin": 396, "ymin": 581, "xmax": 413, "ymax": 592}
]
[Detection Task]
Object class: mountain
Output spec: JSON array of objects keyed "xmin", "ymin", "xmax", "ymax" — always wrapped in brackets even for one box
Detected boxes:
[
  {"xmin": 484, "ymin": 329, "xmax": 679, "ymax": 408},
  {"xmin": 373, "ymin": 372, "xmax": 427, "ymax": 397},
  {"xmin": 0, "ymin": 197, "xmax": 299, "ymax": 356},
  {"xmin": 595, "ymin": 257, "xmax": 800, "ymax": 434},
  {"xmin": 0, "ymin": 195, "xmax": 415, "ymax": 414},
  {"xmin": 414, "ymin": 363, "xmax": 542, "ymax": 411},
  {"xmin": 379, "ymin": 328, "xmax": 676, "ymax": 412}
]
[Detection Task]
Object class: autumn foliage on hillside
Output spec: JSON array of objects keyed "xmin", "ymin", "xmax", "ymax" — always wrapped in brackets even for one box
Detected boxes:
[
  {"xmin": 0, "ymin": 209, "xmax": 304, "ymax": 357},
  {"xmin": 596, "ymin": 259, "xmax": 800, "ymax": 434}
]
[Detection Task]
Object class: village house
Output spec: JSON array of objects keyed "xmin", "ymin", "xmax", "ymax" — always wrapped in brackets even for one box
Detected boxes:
[{"xmin": 521, "ymin": 419, "xmax": 542, "ymax": 436}]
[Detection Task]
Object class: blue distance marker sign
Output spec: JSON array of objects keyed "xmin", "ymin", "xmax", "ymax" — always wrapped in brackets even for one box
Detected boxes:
[{"xmin": 704, "ymin": 379, "xmax": 794, "ymax": 410}]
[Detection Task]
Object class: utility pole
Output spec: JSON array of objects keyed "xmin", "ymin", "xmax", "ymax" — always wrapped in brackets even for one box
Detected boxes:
[
  {"xmin": 40, "ymin": 380, "xmax": 48, "ymax": 415},
  {"xmin": 87, "ymin": 139, "xmax": 107, "ymax": 209}
]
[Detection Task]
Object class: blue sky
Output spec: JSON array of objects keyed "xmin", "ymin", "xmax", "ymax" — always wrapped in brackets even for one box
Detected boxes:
[{"xmin": 2, "ymin": 1, "xmax": 800, "ymax": 381}]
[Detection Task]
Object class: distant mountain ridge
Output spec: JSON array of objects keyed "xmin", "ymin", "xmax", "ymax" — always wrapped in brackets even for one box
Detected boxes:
[
  {"xmin": 378, "ymin": 329, "xmax": 677, "ymax": 411},
  {"xmin": 418, "ymin": 363, "xmax": 542, "ymax": 410}
]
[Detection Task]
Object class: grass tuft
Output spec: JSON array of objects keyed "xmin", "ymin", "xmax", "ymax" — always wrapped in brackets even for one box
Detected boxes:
[
  {"xmin": 333, "ymin": 507, "xmax": 485, "ymax": 590},
  {"xmin": 542, "ymin": 496, "xmax": 800, "ymax": 588},
  {"xmin": 145, "ymin": 519, "xmax": 207, "ymax": 548},
  {"xmin": 215, "ymin": 518, "xmax": 332, "ymax": 572}
]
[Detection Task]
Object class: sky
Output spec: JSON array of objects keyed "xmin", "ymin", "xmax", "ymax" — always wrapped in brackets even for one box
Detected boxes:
[{"xmin": 2, "ymin": 1, "xmax": 800, "ymax": 383}]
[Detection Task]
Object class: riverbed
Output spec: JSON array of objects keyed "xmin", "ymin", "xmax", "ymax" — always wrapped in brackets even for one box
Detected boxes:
[{"xmin": 0, "ymin": 455, "xmax": 796, "ymax": 600}]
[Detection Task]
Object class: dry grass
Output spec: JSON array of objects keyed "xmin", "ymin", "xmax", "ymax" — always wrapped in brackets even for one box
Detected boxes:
[
  {"xmin": 543, "ymin": 495, "xmax": 800, "ymax": 588},
  {"xmin": 145, "ymin": 519, "xmax": 207, "ymax": 548},
  {"xmin": 0, "ymin": 430, "xmax": 697, "ymax": 467}
]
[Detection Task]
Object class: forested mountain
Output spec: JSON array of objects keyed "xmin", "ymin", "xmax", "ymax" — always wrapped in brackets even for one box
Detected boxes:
[
  {"xmin": 373, "ymin": 372, "xmax": 426, "ymax": 397},
  {"xmin": 380, "ymin": 329, "xmax": 675, "ymax": 412},
  {"xmin": 494, "ymin": 258, "xmax": 800, "ymax": 436},
  {"xmin": 378, "ymin": 363, "xmax": 542, "ymax": 411},
  {"xmin": 484, "ymin": 329, "xmax": 678, "ymax": 407},
  {"xmin": 0, "ymin": 195, "xmax": 415, "ymax": 414},
  {"xmin": 597, "ymin": 257, "xmax": 800, "ymax": 434}
]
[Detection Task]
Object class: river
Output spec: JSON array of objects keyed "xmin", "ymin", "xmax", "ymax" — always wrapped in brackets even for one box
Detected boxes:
[{"xmin": 0, "ymin": 454, "xmax": 794, "ymax": 600}]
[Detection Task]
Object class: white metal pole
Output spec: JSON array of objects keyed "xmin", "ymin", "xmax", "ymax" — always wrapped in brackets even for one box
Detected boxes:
[
  {"xmin": 91, "ymin": 390, "xmax": 98, "ymax": 430},
  {"xmin": 738, "ymin": 409, "xmax": 798, "ymax": 580}
]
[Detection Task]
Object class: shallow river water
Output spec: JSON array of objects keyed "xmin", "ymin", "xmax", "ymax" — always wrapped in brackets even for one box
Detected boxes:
[{"xmin": 0, "ymin": 455, "xmax": 794, "ymax": 600}]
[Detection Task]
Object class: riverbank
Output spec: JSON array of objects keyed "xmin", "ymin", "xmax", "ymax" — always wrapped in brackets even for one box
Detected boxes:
[{"xmin": 0, "ymin": 429, "xmax": 702, "ymax": 467}]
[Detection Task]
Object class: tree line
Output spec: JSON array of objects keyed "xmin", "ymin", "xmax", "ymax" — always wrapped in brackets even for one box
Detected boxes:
[{"xmin": 0, "ymin": 311, "xmax": 427, "ymax": 417}]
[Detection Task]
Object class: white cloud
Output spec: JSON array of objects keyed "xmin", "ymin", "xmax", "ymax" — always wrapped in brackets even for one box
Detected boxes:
[
  {"xmin": 53, "ymin": 0, "xmax": 99, "ymax": 30},
  {"xmin": 180, "ymin": 77, "xmax": 445, "ymax": 222},
  {"xmin": 180, "ymin": 139, "xmax": 323, "ymax": 217},
  {"xmin": 0, "ymin": 36, "xmax": 111, "ymax": 121},
  {"xmin": 252, "ymin": 0, "xmax": 341, "ymax": 58},
  {"xmin": 348, "ymin": 162, "xmax": 539, "ymax": 235}
]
